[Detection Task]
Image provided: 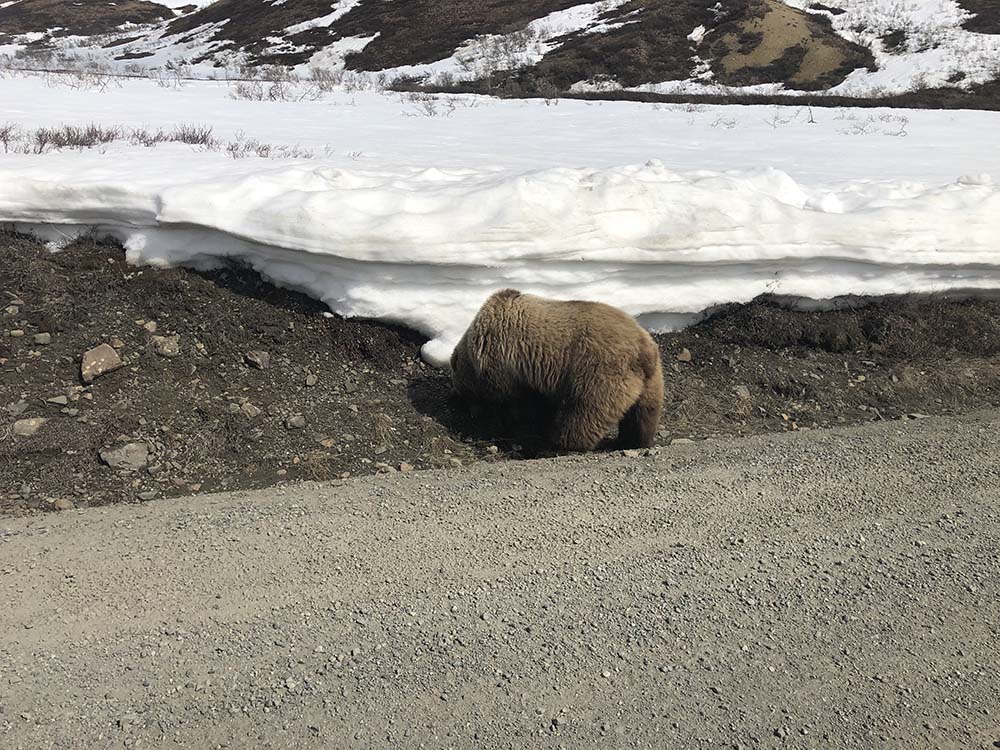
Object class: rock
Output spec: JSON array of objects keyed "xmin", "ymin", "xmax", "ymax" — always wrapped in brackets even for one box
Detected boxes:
[
  {"xmin": 734, "ymin": 385, "xmax": 751, "ymax": 401},
  {"xmin": 319, "ymin": 438, "xmax": 337, "ymax": 449},
  {"xmin": 46, "ymin": 395, "xmax": 69, "ymax": 406},
  {"xmin": 110, "ymin": 337, "xmax": 126, "ymax": 349},
  {"xmin": 621, "ymin": 449, "xmax": 641, "ymax": 458},
  {"xmin": 286, "ymin": 415, "xmax": 306, "ymax": 429},
  {"xmin": 143, "ymin": 321, "xmax": 158, "ymax": 333},
  {"xmin": 449, "ymin": 457, "xmax": 463, "ymax": 467},
  {"xmin": 99, "ymin": 442, "xmax": 150, "ymax": 471},
  {"xmin": 81, "ymin": 344, "xmax": 122, "ymax": 383},
  {"xmin": 486, "ymin": 445, "xmax": 499, "ymax": 455},
  {"xmin": 33, "ymin": 333, "xmax": 51, "ymax": 345},
  {"xmin": 137, "ymin": 490, "xmax": 159, "ymax": 501},
  {"xmin": 344, "ymin": 381, "xmax": 359, "ymax": 394},
  {"xmin": 670, "ymin": 438, "xmax": 696, "ymax": 445},
  {"xmin": 13, "ymin": 417, "xmax": 47, "ymax": 437},
  {"xmin": 245, "ymin": 350, "xmax": 271, "ymax": 370},
  {"xmin": 53, "ymin": 498, "xmax": 75, "ymax": 511},
  {"xmin": 151, "ymin": 335, "xmax": 181, "ymax": 358},
  {"xmin": 305, "ymin": 373, "xmax": 319, "ymax": 387},
  {"xmin": 7, "ymin": 399, "xmax": 29, "ymax": 416},
  {"xmin": 3, "ymin": 305, "xmax": 17, "ymax": 315},
  {"xmin": 907, "ymin": 413, "xmax": 931, "ymax": 420},
  {"xmin": 9, "ymin": 329, "xmax": 25, "ymax": 338},
  {"xmin": 676, "ymin": 348, "xmax": 692, "ymax": 363},
  {"xmin": 241, "ymin": 402, "xmax": 262, "ymax": 419},
  {"xmin": 399, "ymin": 462, "xmax": 414, "ymax": 473}
]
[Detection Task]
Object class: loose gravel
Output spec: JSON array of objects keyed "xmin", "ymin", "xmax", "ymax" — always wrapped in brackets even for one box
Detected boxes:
[{"xmin": 2, "ymin": 411, "xmax": 998, "ymax": 749}]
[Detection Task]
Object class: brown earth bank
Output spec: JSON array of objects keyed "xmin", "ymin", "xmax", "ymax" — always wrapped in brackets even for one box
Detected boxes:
[
  {"xmin": 0, "ymin": 0, "xmax": 171, "ymax": 38},
  {"xmin": 960, "ymin": 0, "xmax": 1000, "ymax": 34},
  {"xmin": 3, "ymin": 231, "xmax": 1000, "ymax": 515}
]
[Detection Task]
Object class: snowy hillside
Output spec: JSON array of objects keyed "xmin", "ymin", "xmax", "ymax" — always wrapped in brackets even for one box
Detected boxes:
[
  {"xmin": 0, "ymin": 0, "xmax": 998, "ymax": 99},
  {"xmin": 2, "ymin": 75, "xmax": 999, "ymax": 365}
]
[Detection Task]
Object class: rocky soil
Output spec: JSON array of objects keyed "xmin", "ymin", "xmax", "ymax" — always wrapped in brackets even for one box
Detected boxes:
[
  {"xmin": 4, "ymin": 232, "xmax": 1000, "ymax": 514},
  {"xmin": 1, "ymin": 410, "xmax": 998, "ymax": 749}
]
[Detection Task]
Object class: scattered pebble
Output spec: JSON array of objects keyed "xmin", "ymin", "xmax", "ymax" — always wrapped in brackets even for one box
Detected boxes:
[{"xmin": 245, "ymin": 350, "xmax": 271, "ymax": 370}]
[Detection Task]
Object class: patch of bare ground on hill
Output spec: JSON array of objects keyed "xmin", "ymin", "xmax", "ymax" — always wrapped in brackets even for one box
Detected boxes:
[
  {"xmin": 960, "ymin": 0, "xmax": 1000, "ymax": 34},
  {"xmin": 0, "ymin": 0, "xmax": 170, "ymax": 38},
  {"xmin": 3, "ymin": 231, "xmax": 1000, "ymax": 515}
]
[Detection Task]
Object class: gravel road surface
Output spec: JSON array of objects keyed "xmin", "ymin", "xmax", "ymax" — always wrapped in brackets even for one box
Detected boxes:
[{"xmin": 2, "ymin": 412, "xmax": 999, "ymax": 749}]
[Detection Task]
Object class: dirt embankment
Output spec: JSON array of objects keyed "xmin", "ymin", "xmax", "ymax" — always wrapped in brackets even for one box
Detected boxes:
[{"xmin": 3, "ymin": 231, "xmax": 1000, "ymax": 514}]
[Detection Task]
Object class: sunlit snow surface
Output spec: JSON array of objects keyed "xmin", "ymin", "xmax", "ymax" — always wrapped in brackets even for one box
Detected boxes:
[{"xmin": 2, "ymin": 76, "xmax": 999, "ymax": 365}]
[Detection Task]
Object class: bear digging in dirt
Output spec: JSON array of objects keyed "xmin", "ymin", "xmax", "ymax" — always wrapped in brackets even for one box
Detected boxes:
[{"xmin": 450, "ymin": 289, "xmax": 664, "ymax": 451}]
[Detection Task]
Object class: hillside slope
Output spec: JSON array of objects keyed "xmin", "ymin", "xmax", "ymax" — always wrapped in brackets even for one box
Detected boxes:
[{"xmin": 0, "ymin": 0, "xmax": 998, "ymax": 98}]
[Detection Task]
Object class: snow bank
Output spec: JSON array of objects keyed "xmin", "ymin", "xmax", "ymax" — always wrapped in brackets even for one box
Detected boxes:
[{"xmin": 5, "ymin": 161, "xmax": 1000, "ymax": 366}]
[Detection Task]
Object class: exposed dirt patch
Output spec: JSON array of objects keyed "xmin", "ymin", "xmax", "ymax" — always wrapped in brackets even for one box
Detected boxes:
[
  {"xmin": 706, "ymin": 0, "xmax": 874, "ymax": 89},
  {"xmin": 3, "ymin": 232, "xmax": 1000, "ymax": 515},
  {"xmin": 0, "ymin": 0, "xmax": 171, "ymax": 38},
  {"xmin": 959, "ymin": 0, "xmax": 1000, "ymax": 34}
]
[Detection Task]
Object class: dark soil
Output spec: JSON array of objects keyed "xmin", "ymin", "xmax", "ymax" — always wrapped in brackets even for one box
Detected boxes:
[
  {"xmin": 0, "ymin": 0, "xmax": 170, "ymax": 38},
  {"xmin": 4, "ymin": 232, "xmax": 1000, "ymax": 516},
  {"xmin": 959, "ymin": 0, "xmax": 1000, "ymax": 34}
]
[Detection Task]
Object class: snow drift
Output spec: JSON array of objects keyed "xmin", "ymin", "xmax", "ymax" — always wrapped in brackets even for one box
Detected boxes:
[{"xmin": 4, "ymin": 161, "xmax": 1000, "ymax": 366}]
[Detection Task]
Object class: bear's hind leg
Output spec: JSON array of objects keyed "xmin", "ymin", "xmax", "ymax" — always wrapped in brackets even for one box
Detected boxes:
[
  {"xmin": 553, "ymin": 375, "xmax": 643, "ymax": 452},
  {"xmin": 617, "ymin": 373, "xmax": 664, "ymax": 448}
]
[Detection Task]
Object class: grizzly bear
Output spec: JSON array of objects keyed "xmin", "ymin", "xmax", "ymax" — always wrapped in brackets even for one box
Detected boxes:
[{"xmin": 450, "ymin": 289, "xmax": 664, "ymax": 451}]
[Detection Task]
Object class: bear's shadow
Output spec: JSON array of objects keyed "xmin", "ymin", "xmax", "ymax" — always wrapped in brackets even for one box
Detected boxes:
[{"xmin": 407, "ymin": 376, "xmax": 620, "ymax": 458}]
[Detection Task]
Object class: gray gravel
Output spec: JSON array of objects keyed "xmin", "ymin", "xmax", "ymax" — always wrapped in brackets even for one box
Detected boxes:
[{"xmin": 2, "ymin": 411, "xmax": 999, "ymax": 749}]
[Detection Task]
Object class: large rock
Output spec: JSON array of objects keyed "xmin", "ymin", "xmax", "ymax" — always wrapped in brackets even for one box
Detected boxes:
[
  {"xmin": 13, "ymin": 417, "xmax": 47, "ymax": 437},
  {"xmin": 81, "ymin": 344, "xmax": 122, "ymax": 383},
  {"xmin": 99, "ymin": 442, "xmax": 150, "ymax": 471}
]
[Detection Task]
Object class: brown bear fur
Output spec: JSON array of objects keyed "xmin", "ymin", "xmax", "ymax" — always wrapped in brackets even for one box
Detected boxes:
[{"xmin": 450, "ymin": 289, "xmax": 664, "ymax": 451}]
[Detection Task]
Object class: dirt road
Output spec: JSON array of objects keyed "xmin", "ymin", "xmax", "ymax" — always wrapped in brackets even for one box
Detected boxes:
[{"xmin": 2, "ymin": 411, "xmax": 999, "ymax": 749}]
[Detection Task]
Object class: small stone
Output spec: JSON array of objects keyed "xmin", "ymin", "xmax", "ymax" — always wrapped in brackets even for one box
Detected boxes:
[
  {"xmin": 245, "ymin": 350, "xmax": 271, "ymax": 370},
  {"xmin": 286, "ymin": 415, "xmax": 306, "ymax": 429},
  {"xmin": 151, "ymin": 335, "xmax": 181, "ymax": 358},
  {"xmin": 305, "ymin": 373, "xmax": 319, "ymax": 387},
  {"xmin": 137, "ymin": 490, "xmax": 159, "ymax": 501},
  {"xmin": 486, "ymin": 445, "xmax": 499, "ymax": 454},
  {"xmin": 449, "ymin": 457, "xmax": 463, "ymax": 467},
  {"xmin": 907, "ymin": 413, "xmax": 931, "ymax": 420},
  {"xmin": 734, "ymin": 385, "xmax": 751, "ymax": 400},
  {"xmin": 81, "ymin": 344, "xmax": 122, "ymax": 383},
  {"xmin": 33, "ymin": 333, "xmax": 52, "ymax": 345},
  {"xmin": 53, "ymin": 498, "xmax": 75, "ymax": 511},
  {"xmin": 398, "ymin": 462, "xmax": 414, "ymax": 473},
  {"xmin": 143, "ymin": 321, "xmax": 158, "ymax": 333},
  {"xmin": 240, "ymin": 402, "xmax": 262, "ymax": 419},
  {"xmin": 621, "ymin": 449, "xmax": 640, "ymax": 457},
  {"xmin": 3, "ymin": 305, "xmax": 17, "ymax": 315},
  {"xmin": 46, "ymin": 395, "xmax": 69, "ymax": 406},
  {"xmin": 319, "ymin": 438, "xmax": 337, "ymax": 449},
  {"xmin": 374, "ymin": 462, "xmax": 395, "ymax": 473},
  {"xmin": 7, "ymin": 399, "xmax": 29, "ymax": 416},
  {"xmin": 9, "ymin": 329, "xmax": 25, "ymax": 338},
  {"xmin": 110, "ymin": 337, "xmax": 126, "ymax": 349},
  {"xmin": 13, "ymin": 417, "xmax": 47, "ymax": 437},
  {"xmin": 670, "ymin": 438, "xmax": 695, "ymax": 445},
  {"xmin": 99, "ymin": 442, "xmax": 150, "ymax": 471},
  {"xmin": 344, "ymin": 381, "xmax": 359, "ymax": 394},
  {"xmin": 676, "ymin": 348, "xmax": 692, "ymax": 363}
]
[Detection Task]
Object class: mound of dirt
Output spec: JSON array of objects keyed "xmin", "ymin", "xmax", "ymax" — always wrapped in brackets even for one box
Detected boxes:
[{"xmin": 3, "ymin": 232, "xmax": 1000, "ymax": 515}]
